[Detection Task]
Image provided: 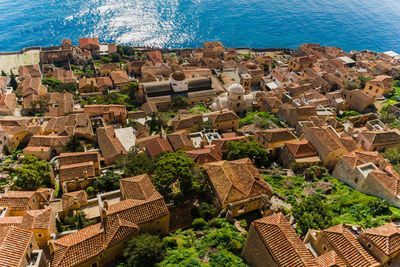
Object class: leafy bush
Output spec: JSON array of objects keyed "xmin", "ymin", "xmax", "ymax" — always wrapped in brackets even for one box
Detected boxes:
[
  {"xmin": 14, "ymin": 155, "xmax": 52, "ymax": 190},
  {"xmin": 192, "ymin": 218, "xmax": 207, "ymax": 230},
  {"xmin": 191, "ymin": 202, "xmax": 219, "ymax": 221},
  {"xmin": 226, "ymin": 140, "xmax": 268, "ymax": 167},
  {"xmin": 292, "ymin": 195, "xmax": 333, "ymax": 236},
  {"xmin": 93, "ymin": 171, "xmax": 121, "ymax": 193},
  {"xmin": 86, "ymin": 186, "xmax": 94, "ymax": 195},
  {"xmin": 123, "ymin": 233, "xmax": 165, "ymax": 267}
]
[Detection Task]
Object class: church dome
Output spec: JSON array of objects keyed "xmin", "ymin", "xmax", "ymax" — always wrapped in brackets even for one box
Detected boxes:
[
  {"xmin": 244, "ymin": 62, "xmax": 258, "ymax": 70},
  {"xmin": 228, "ymin": 83, "xmax": 245, "ymax": 94},
  {"xmin": 171, "ymin": 71, "xmax": 186, "ymax": 81}
]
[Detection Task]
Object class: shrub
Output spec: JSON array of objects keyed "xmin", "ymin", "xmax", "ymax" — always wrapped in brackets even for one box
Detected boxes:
[
  {"xmin": 86, "ymin": 186, "xmax": 94, "ymax": 195},
  {"xmin": 162, "ymin": 236, "xmax": 178, "ymax": 249},
  {"xmin": 191, "ymin": 202, "xmax": 218, "ymax": 221},
  {"xmin": 123, "ymin": 233, "xmax": 165, "ymax": 267},
  {"xmin": 192, "ymin": 218, "xmax": 207, "ymax": 230}
]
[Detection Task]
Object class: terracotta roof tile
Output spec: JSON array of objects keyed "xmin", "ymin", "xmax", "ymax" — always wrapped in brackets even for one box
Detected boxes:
[
  {"xmin": 120, "ymin": 174, "xmax": 156, "ymax": 200},
  {"xmin": 166, "ymin": 130, "xmax": 194, "ymax": 151},
  {"xmin": 21, "ymin": 208, "xmax": 54, "ymax": 230},
  {"xmin": 0, "ymin": 226, "xmax": 35, "ymax": 267},
  {"xmin": 285, "ymin": 140, "xmax": 318, "ymax": 158},
  {"xmin": 252, "ymin": 213, "xmax": 319, "ymax": 267},
  {"xmin": 256, "ymin": 128, "xmax": 297, "ymax": 144},
  {"xmin": 361, "ymin": 222, "xmax": 400, "ymax": 256},
  {"xmin": 144, "ymin": 137, "xmax": 173, "ymax": 158},
  {"xmin": 322, "ymin": 224, "xmax": 378, "ymax": 266},
  {"xmin": 315, "ymin": 251, "xmax": 346, "ymax": 267},
  {"xmin": 204, "ymin": 158, "xmax": 272, "ymax": 205}
]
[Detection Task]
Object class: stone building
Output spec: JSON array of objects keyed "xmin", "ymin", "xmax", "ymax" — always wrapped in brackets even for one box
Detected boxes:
[
  {"xmin": 206, "ymin": 110, "xmax": 240, "ymax": 132},
  {"xmin": 254, "ymin": 128, "xmax": 297, "ymax": 150},
  {"xmin": 303, "ymin": 126, "xmax": 348, "ymax": 169},
  {"xmin": 203, "ymin": 158, "xmax": 272, "ymax": 218},
  {"xmin": 242, "ymin": 212, "xmax": 319, "ymax": 267},
  {"xmin": 211, "ymin": 83, "xmax": 256, "ymax": 113}
]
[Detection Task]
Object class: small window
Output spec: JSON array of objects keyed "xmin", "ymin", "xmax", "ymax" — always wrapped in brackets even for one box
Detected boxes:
[
  {"xmin": 38, "ymin": 233, "xmax": 42, "ymax": 238},
  {"xmin": 322, "ymin": 245, "xmax": 328, "ymax": 252},
  {"xmin": 367, "ymin": 243, "xmax": 372, "ymax": 249},
  {"xmin": 236, "ymin": 103, "xmax": 240, "ymax": 107},
  {"xmin": 238, "ymin": 205, "xmax": 246, "ymax": 214},
  {"xmin": 238, "ymin": 96, "xmax": 241, "ymax": 100}
]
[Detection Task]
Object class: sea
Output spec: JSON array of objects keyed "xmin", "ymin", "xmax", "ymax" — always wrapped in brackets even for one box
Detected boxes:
[{"xmin": 1, "ymin": 0, "xmax": 400, "ymax": 52}]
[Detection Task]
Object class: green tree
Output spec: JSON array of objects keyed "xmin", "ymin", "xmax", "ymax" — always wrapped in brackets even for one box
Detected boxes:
[
  {"xmin": 123, "ymin": 82, "xmax": 139, "ymax": 107},
  {"xmin": 111, "ymin": 53, "xmax": 121, "ymax": 63},
  {"xmin": 42, "ymin": 78, "xmax": 63, "ymax": 92},
  {"xmin": 153, "ymin": 152, "xmax": 207, "ymax": 202},
  {"xmin": 14, "ymin": 155, "xmax": 52, "ymax": 190},
  {"xmin": 292, "ymin": 195, "xmax": 333, "ymax": 236},
  {"xmin": 171, "ymin": 96, "xmax": 188, "ymax": 108},
  {"xmin": 77, "ymin": 212, "xmax": 84, "ymax": 229},
  {"xmin": 123, "ymin": 233, "xmax": 165, "ymax": 267},
  {"xmin": 62, "ymin": 136, "xmax": 84, "ymax": 152},
  {"xmin": 59, "ymin": 82, "xmax": 77, "ymax": 95},
  {"xmin": 226, "ymin": 140, "xmax": 268, "ymax": 167},
  {"xmin": 56, "ymin": 217, "xmax": 63, "ymax": 232},
  {"xmin": 117, "ymin": 149, "xmax": 153, "ymax": 177},
  {"xmin": 101, "ymin": 56, "xmax": 111, "ymax": 63},
  {"xmin": 9, "ymin": 72, "xmax": 18, "ymax": 90},
  {"xmin": 1, "ymin": 70, "xmax": 6, "ymax": 76},
  {"xmin": 346, "ymin": 81, "xmax": 360, "ymax": 90},
  {"xmin": 93, "ymin": 170, "xmax": 121, "ymax": 193}
]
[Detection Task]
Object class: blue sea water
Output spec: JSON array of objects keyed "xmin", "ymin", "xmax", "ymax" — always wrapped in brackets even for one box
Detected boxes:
[{"xmin": 0, "ymin": 0, "xmax": 400, "ymax": 52}]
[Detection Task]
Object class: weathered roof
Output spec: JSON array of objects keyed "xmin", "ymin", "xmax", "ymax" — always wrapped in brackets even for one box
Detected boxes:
[
  {"xmin": 361, "ymin": 222, "xmax": 400, "ymax": 256},
  {"xmin": 252, "ymin": 213, "xmax": 319, "ymax": 267},
  {"xmin": 256, "ymin": 128, "xmax": 297, "ymax": 144},
  {"xmin": 120, "ymin": 174, "xmax": 156, "ymax": 201},
  {"xmin": 315, "ymin": 251, "xmax": 346, "ymax": 267},
  {"xmin": 166, "ymin": 130, "xmax": 194, "ymax": 151},
  {"xmin": 204, "ymin": 158, "xmax": 272, "ymax": 205},
  {"xmin": 144, "ymin": 137, "xmax": 173, "ymax": 158},
  {"xmin": 0, "ymin": 226, "xmax": 35, "ymax": 267},
  {"xmin": 208, "ymin": 110, "xmax": 240, "ymax": 124},
  {"xmin": 285, "ymin": 140, "xmax": 318, "ymax": 158},
  {"xmin": 322, "ymin": 224, "xmax": 378, "ymax": 266},
  {"xmin": 21, "ymin": 208, "xmax": 53, "ymax": 230}
]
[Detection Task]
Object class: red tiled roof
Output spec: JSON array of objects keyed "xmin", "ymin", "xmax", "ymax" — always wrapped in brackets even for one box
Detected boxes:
[
  {"xmin": 21, "ymin": 208, "xmax": 53, "ymax": 230},
  {"xmin": 322, "ymin": 224, "xmax": 378, "ymax": 266},
  {"xmin": 0, "ymin": 216, "xmax": 23, "ymax": 227},
  {"xmin": 361, "ymin": 222, "xmax": 400, "ymax": 256},
  {"xmin": 106, "ymin": 192, "xmax": 169, "ymax": 225},
  {"xmin": 252, "ymin": 213, "xmax": 319, "ymax": 267},
  {"xmin": 166, "ymin": 130, "xmax": 194, "ymax": 151},
  {"xmin": 120, "ymin": 174, "xmax": 156, "ymax": 201},
  {"xmin": 285, "ymin": 140, "xmax": 318, "ymax": 158},
  {"xmin": 0, "ymin": 191, "xmax": 37, "ymax": 211},
  {"xmin": 204, "ymin": 158, "xmax": 272, "ymax": 205},
  {"xmin": 145, "ymin": 137, "xmax": 173, "ymax": 158},
  {"xmin": 0, "ymin": 226, "xmax": 35, "ymax": 267},
  {"xmin": 315, "ymin": 251, "xmax": 346, "ymax": 267},
  {"xmin": 256, "ymin": 128, "xmax": 297, "ymax": 144},
  {"xmin": 186, "ymin": 146, "xmax": 222, "ymax": 165}
]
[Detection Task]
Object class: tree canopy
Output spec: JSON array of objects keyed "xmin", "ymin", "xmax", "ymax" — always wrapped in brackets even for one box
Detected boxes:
[
  {"xmin": 123, "ymin": 233, "xmax": 165, "ymax": 267},
  {"xmin": 153, "ymin": 152, "xmax": 207, "ymax": 203},
  {"xmin": 62, "ymin": 136, "xmax": 84, "ymax": 153},
  {"xmin": 292, "ymin": 195, "xmax": 333, "ymax": 236},
  {"xmin": 117, "ymin": 149, "xmax": 153, "ymax": 177},
  {"xmin": 14, "ymin": 155, "xmax": 52, "ymax": 190},
  {"xmin": 226, "ymin": 140, "xmax": 268, "ymax": 168},
  {"xmin": 93, "ymin": 170, "xmax": 121, "ymax": 193},
  {"xmin": 171, "ymin": 96, "xmax": 188, "ymax": 108}
]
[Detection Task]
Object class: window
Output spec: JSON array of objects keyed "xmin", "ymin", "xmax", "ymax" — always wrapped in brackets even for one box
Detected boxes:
[
  {"xmin": 367, "ymin": 243, "xmax": 372, "ymax": 249},
  {"xmin": 322, "ymin": 245, "xmax": 328, "ymax": 252},
  {"xmin": 237, "ymin": 103, "xmax": 240, "ymax": 107},
  {"xmin": 37, "ymin": 233, "xmax": 42, "ymax": 238},
  {"xmin": 238, "ymin": 96, "xmax": 241, "ymax": 100},
  {"xmin": 369, "ymin": 86, "xmax": 373, "ymax": 90},
  {"xmin": 355, "ymin": 177, "xmax": 358, "ymax": 183}
]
